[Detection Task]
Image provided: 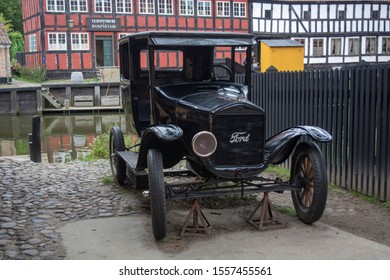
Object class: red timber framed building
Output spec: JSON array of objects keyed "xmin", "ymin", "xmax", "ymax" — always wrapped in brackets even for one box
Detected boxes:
[{"xmin": 22, "ymin": 0, "xmax": 250, "ymax": 78}]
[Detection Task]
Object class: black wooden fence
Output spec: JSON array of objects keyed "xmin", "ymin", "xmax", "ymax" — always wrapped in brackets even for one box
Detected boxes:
[{"xmin": 238, "ymin": 64, "xmax": 390, "ymax": 201}]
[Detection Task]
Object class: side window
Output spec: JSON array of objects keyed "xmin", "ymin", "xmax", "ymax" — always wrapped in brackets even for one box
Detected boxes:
[
  {"xmin": 119, "ymin": 41, "xmax": 130, "ymax": 80},
  {"xmin": 140, "ymin": 50, "xmax": 184, "ymax": 71}
]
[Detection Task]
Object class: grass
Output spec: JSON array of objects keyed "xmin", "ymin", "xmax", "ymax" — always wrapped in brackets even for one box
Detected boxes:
[
  {"xmin": 43, "ymin": 77, "xmax": 100, "ymax": 84},
  {"xmin": 350, "ymin": 190, "xmax": 390, "ymax": 210},
  {"xmin": 101, "ymin": 176, "xmax": 113, "ymax": 185},
  {"xmin": 275, "ymin": 205, "xmax": 297, "ymax": 217},
  {"xmin": 265, "ymin": 165, "xmax": 290, "ymax": 179}
]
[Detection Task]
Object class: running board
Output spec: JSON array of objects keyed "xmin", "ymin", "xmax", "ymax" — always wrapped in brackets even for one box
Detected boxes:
[{"xmin": 117, "ymin": 151, "xmax": 148, "ymax": 188}]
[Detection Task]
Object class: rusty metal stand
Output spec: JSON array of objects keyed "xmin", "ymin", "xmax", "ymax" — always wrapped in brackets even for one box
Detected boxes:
[
  {"xmin": 181, "ymin": 199, "xmax": 212, "ymax": 236},
  {"xmin": 247, "ymin": 192, "xmax": 284, "ymax": 230}
]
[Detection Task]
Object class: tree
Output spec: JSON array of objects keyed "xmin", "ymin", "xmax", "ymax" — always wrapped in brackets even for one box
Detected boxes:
[
  {"xmin": 0, "ymin": 13, "xmax": 13, "ymax": 33},
  {"xmin": 0, "ymin": 0, "xmax": 23, "ymax": 34},
  {"xmin": 9, "ymin": 31, "xmax": 25, "ymax": 59}
]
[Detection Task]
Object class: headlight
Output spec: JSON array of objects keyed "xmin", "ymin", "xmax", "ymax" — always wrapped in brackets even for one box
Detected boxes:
[{"xmin": 191, "ymin": 131, "xmax": 217, "ymax": 157}]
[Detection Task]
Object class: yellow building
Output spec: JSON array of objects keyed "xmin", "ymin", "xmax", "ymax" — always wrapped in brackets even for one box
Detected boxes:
[{"xmin": 260, "ymin": 40, "xmax": 304, "ymax": 72}]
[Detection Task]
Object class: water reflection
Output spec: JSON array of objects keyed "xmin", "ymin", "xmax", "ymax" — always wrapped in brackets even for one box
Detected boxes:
[{"xmin": 0, "ymin": 114, "xmax": 128, "ymax": 163}]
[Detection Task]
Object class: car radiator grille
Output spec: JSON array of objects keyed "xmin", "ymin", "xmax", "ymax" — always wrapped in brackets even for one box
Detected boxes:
[{"xmin": 213, "ymin": 115, "xmax": 265, "ymax": 166}]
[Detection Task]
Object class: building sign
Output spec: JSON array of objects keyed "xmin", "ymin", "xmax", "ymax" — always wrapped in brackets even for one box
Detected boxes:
[{"xmin": 86, "ymin": 18, "xmax": 120, "ymax": 31}]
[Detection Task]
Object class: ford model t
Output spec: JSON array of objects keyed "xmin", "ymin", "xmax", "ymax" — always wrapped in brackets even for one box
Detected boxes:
[{"xmin": 111, "ymin": 31, "xmax": 332, "ymax": 240}]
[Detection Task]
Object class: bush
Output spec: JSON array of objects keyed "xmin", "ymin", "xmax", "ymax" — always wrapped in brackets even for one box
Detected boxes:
[
  {"xmin": 14, "ymin": 65, "xmax": 47, "ymax": 83},
  {"xmin": 8, "ymin": 31, "xmax": 24, "ymax": 60},
  {"xmin": 83, "ymin": 127, "xmax": 140, "ymax": 161}
]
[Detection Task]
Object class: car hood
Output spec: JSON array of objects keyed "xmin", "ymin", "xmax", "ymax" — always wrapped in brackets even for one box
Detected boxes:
[{"xmin": 155, "ymin": 82, "xmax": 250, "ymax": 112}]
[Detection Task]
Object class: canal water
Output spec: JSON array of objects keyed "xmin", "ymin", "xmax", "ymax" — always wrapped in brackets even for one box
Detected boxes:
[{"xmin": 0, "ymin": 113, "xmax": 129, "ymax": 163}]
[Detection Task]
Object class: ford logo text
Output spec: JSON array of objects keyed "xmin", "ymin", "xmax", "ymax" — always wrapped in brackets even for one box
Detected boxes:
[{"xmin": 230, "ymin": 132, "xmax": 250, "ymax": 143}]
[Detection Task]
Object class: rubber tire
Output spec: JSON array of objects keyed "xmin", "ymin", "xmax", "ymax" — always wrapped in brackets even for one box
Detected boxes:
[
  {"xmin": 109, "ymin": 127, "xmax": 126, "ymax": 185},
  {"xmin": 147, "ymin": 149, "xmax": 167, "ymax": 240},
  {"xmin": 290, "ymin": 141, "xmax": 328, "ymax": 224}
]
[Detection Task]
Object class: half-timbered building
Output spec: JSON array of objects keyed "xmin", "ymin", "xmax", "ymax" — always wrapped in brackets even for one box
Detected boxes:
[
  {"xmin": 252, "ymin": 0, "xmax": 390, "ymax": 68},
  {"xmin": 22, "ymin": 0, "xmax": 250, "ymax": 78}
]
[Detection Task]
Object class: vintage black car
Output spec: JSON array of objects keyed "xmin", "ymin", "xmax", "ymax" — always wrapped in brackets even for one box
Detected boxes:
[{"xmin": 111, "ymin": 31, "xmax": 332, "ymax": 240}]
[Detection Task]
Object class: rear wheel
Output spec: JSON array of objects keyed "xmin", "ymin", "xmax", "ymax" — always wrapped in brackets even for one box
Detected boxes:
[
  {"xmin": 109, "ymin": 127, "xmax": 126, "ymax": 185},
  {"xmin": 147, "ymin": 149, "xmax": 167, "ymax": 240},
  {"xmin": 291, "ymin": 142, "xmax": 328, "ymax": 224}
]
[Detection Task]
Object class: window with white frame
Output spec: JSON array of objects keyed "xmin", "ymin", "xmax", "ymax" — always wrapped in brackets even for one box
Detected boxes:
[
  {"xmin": 70, "ymin": 0, "xmax": 87, "ymax": 12},
  {"xmin": 313, "ymin": 39, "xmax": 324, "ymax": 56},
  {"xmin": 158, "ymin": 0, "xmax": 173, "ymax": 15},
  {"xmin": 349, "ymin": 38, "xmax": 360, "ymax": 55},
  {"xmin": 217, "ymin": 1, "xmax": 230, "ymax": 17},
  {"xmin": 197, "ymin": 1, "xmax": 211, "ymax": 16},
  {"xmin": 29, "ymin": 34, "xmax": 37, "ymax": 52},
  {"xmin": 48, "ymin": 33, "xmax": 67, "ymax": 51},
  {"xmin": 95, "ymin": 0, "xmax": 112, "ymax": 13},
  {"xmin": 140, "ymin": 0, "xmax": 155, "ymax": 14},
  {"xmin": 180, "ymin": 0, "xmax": 194, "ymax": 15},
  {"xmin": 71, "ymin": 33, "xmax": 89, "ymax": 50},
  {"xmin": 47, "ymin": 0, "xmax": 65, "ymax": 12},
  {"xmin": 365, "ymin": 37, "xmax": 376, "ymax": 54},
  {"xmin": 331, "ymin": 38, "xmax": 342, "ymax": 55},
  {"xmin": 295, "ymin": 38, "xmax": 305, "ymax": 50},
  {"xmin": 233, "ymin": 2, "xmax": 246, "ymax": 17},
  {"xmin": 117, "ymin": 0, "xmax": 132, "ymax": 13},
  {"xmin": 382, "ymin": 37, "xmax": 390, "ymax": 54}
]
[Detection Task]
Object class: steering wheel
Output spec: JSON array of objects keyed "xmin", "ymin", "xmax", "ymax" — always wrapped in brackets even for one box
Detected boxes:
[{"xmin": 199, "ymin": 64, "xmax": 233, "ymax": 81}]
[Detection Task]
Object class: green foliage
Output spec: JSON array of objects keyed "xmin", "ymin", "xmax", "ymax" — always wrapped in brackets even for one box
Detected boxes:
[
  {"xmin": 14, "ymin": 139, "xmax": 29, "ymax": 155},
  {"xmin": 13, "ymin": 65, "xmax": 47, "ymax": 83},
  {"xmin": 275, "ymin": 205, "xmax": 297, "ymax": 216},
  {"xmin": 0, "ymin": 13, "xmax": 13, "ymax": 32},
  {"xmin": 101, "ymin": 176, "xmax": 113, "ymax": 185},
  {"xmin": 350, "ymin": 190, "xmax": 388, "ymax": 207},
  {"xmin": 82, "ymin": 127, "xmax": 140, "ymax": 161},
  {"xmin": 266, "ymin": 165, "xmax": 290, "ymax": 179},
  {"xmin": 90, "ymin": 131, "xmax": 110, "ymax": 159},
  {"xmin": 0, "ymin": 1, "xmax": 23, "ymax": 34},
  {"xmin": 9, "ymin": 31, "xmax": 24, "ymax": 59}
]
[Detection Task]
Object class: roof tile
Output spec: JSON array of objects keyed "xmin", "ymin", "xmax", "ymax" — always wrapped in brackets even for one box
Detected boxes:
[{"xmin": 0, "ymin": 21, "xmax": 12, "ymax": 45}]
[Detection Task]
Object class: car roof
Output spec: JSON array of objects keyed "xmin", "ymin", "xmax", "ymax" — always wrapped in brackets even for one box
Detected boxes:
[{"xmin": 119, "ymin": 31, "xmax": 255, "ymax": 47}]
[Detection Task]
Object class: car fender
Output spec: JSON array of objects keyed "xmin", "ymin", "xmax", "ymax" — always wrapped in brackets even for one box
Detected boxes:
[
  {"xmin": 136, "ymin": 124, "xmax": 185, "ymax": 169},
  {"xmin": 264, "ymin": 126, "xmax": 332, "ymax": 165}
]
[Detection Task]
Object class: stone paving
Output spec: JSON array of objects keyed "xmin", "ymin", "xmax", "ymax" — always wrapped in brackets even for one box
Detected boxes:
[{"xmin": 0, "ymin": 157, "xmax": 136, "ymax": 260}]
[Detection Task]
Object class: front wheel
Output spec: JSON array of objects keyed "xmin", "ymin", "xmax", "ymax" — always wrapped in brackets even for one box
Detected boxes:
[
  {"xmin": 109, "ymin": 127, "xmax": 126, "ymax": 185},
  {"xmin": 290, "ymin": 141, "xmax": 328, "ymax": 224},
  {"xmin": 147, "ymin": 149, "xmax": 167, "ymax": 240}
]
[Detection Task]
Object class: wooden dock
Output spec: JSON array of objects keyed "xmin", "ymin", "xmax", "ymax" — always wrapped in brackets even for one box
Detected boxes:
[
  {"xmin": 43, "ymin": 105, "xmax": 123, "ymax": 114},
  {"xmin": 0, "ymin": 82, "xmax": 123, "ymax": 115}
]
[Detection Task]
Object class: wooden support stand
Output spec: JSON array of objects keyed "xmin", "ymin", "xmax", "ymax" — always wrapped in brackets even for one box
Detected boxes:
[
  {"xmin": 247, "ymin": 192, "xmax": 284, "ymax": 230},
  {"xmin": 181, "ymin": 199, "xmax": 212, "ymax": 236}
]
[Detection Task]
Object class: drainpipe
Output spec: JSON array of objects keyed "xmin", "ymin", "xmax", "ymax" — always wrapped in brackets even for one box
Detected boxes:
[{"xmin": 5, "ymin": 45, "xmax": 10, "ymax": 83}]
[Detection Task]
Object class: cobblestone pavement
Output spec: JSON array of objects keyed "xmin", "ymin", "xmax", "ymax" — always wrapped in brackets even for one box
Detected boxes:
[
  {"xmin": 0, "ymin": 158, "xmax": 136, "ymax": 260},
  {"xmin": 1, "ymin": 157, "xmax": 389, "ymax": 260}
]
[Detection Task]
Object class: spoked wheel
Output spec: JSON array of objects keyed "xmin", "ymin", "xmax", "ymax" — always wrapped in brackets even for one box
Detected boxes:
[
  {"xmin": 109, "ymin": 127, "xmax": 126, "ymax": 185},
  {"xmin": 290, "ymin": 141, "xmax": 328, "ymax": 224},
  {"xmin": 147, "ymin": 149, "xmax": 167, "ymax": 240}
]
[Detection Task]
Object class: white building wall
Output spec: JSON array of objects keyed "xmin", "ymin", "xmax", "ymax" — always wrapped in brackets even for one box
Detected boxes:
[{"xmin": 252, "ymin": 1, "xmax": 390, "ymax": 67}]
